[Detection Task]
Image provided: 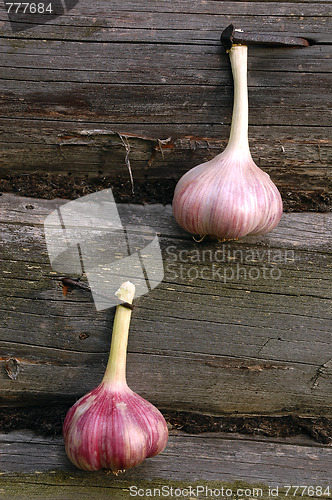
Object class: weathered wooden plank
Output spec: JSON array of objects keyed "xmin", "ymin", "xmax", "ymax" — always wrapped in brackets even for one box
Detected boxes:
[
  {"xmin": 0, "ymin": 0, "xmax": 330, "ymax": 210},
  {"xmin": 0, "ymin": 80, "xmax": 329, "ymax": 126},
  {"xmin": 0, "ymin": 5, "xmax": 330, "ymax": 32},
  {"xmin": 0, "ymin": 2, "xmax": 330, "ymax": 44},
  {"xmin": 0, "ymin": 430, "xmax": 331, "ymax": 487},
  {"xmin": 2, "ymin": 0, "xmax": 331, "ymax": 19},
  {"xmin": 0, "ymin": 42, "xmax": 330, "ymax": 79},
  {"xmin": 1, "ymin": 57, "xmax": 330, "ymax": 95},
  {"xmin": 1, "ymin": 121, "xmax": 330, "ymax": 162},
  {"xmin": 1, "ymin": 194, "xmax": 331, "ymax": 250},
  {"xmin": 0, "ymin": 124, "xmax": 330, "ymax": 212},
  {"xmin": 0, "ymin": 195, "xmax": 331, "ymax": 415}
]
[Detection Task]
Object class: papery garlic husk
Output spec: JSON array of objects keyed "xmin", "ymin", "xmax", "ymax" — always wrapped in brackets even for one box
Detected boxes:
[
  {"xmin": 172, "ymin": 45, "xmax": 283, "ymax": 240},
  {"xmin": 63, "ymin": 282, "xmax": 168, "ymax": 473},
  {"xmin": 63, "ymin": 382, "xmax": 168, "ymax": 473}
]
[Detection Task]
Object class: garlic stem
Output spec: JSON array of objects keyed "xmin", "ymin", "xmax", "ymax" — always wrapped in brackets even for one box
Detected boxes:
[
  {"xmin": 226, "ymin": 45, "xmax": 251, "ymax": 156},
  {"xmin": 172, "ymin": 41, "xmax": 283, "ymax": 239},
  {"xmin": 102, "ymin": 281, "xmax": 135, "ymax": 386}
]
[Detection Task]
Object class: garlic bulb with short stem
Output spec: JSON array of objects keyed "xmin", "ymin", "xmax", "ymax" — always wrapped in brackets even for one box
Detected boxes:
[
  {"xmin": 172, "ymin": 44, "xmax": 283, "ymax": 240},
  {"xmin": 63, "ymin": 281, "xmax": 168, "ymax": 473}
]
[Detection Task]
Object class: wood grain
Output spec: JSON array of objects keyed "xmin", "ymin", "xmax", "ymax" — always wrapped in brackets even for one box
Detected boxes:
[
  {"xmin": 1, "ymin": 194, "xmax": 331, "ymax": 415},
  {"xmin": 0, "ymin": 0, "xmax": 331, "ymax": 208},
  {"xmin": 0, "ymin": 430, "xmax": 331, "ymax": 485}
]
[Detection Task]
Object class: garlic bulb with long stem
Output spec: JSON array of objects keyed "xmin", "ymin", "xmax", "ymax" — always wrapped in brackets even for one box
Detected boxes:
[
  {"xmin": 172, "ymin": 44, "xmax": 283, "ymax": 240},
  {"xmin": 63, "ymin": 281, "xmax": 168, "ymax": 473}
]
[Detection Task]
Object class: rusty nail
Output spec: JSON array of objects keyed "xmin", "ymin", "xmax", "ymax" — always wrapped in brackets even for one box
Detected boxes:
[
  {"xmin": 221, "ymin": 24, "xmax": 310, "ymax": 50},
  {"xmin": 60, "ymin": 277, "xmax": 134, "ymax": 310}
]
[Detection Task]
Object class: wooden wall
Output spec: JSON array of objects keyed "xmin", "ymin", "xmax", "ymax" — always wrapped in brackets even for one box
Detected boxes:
[
  {"xmin": 0, "ymin": 0, "xmax": 331, "ymax": 208},
  {"xmin": 0, "ymin": 1, "xmax": 331, "ymax": 416},
  {"xmin": 1, "ymin": 3, "xmax": 332, "ymax": 492},
  {"xmin": 1, "ymin": 194, "xmax": 331, "ymax": 416}
]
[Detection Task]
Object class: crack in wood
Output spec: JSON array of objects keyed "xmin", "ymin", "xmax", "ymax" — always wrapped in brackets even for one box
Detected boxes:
[{"xmin": 311, "ymin": 359, "xmax": 332, "ymax": 390}]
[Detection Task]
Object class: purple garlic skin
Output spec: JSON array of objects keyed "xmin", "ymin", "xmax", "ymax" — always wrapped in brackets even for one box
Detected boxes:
[
  {"xmin": 172, "ymin": 44, "xmax": 283, "ymax": 240},
  {"xmin": 172, "ymin": 150, "xmax": 283, "ymax": 239},
  {"xmin": 63, "ymin": 281, "xmax": 168, "ymax": 474},
  {"xmin": 63, "ymin": 381, "xmax": 168, "ymax": 472}
]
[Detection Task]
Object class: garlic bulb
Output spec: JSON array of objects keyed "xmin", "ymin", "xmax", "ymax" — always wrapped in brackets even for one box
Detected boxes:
[
  {"xmin": 172, "ymin": 45, "xmax": 283, "ymax": 239},
  {"xmin": 63, "ymin": 282, "xmax": 168, "ymax": 473}
]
